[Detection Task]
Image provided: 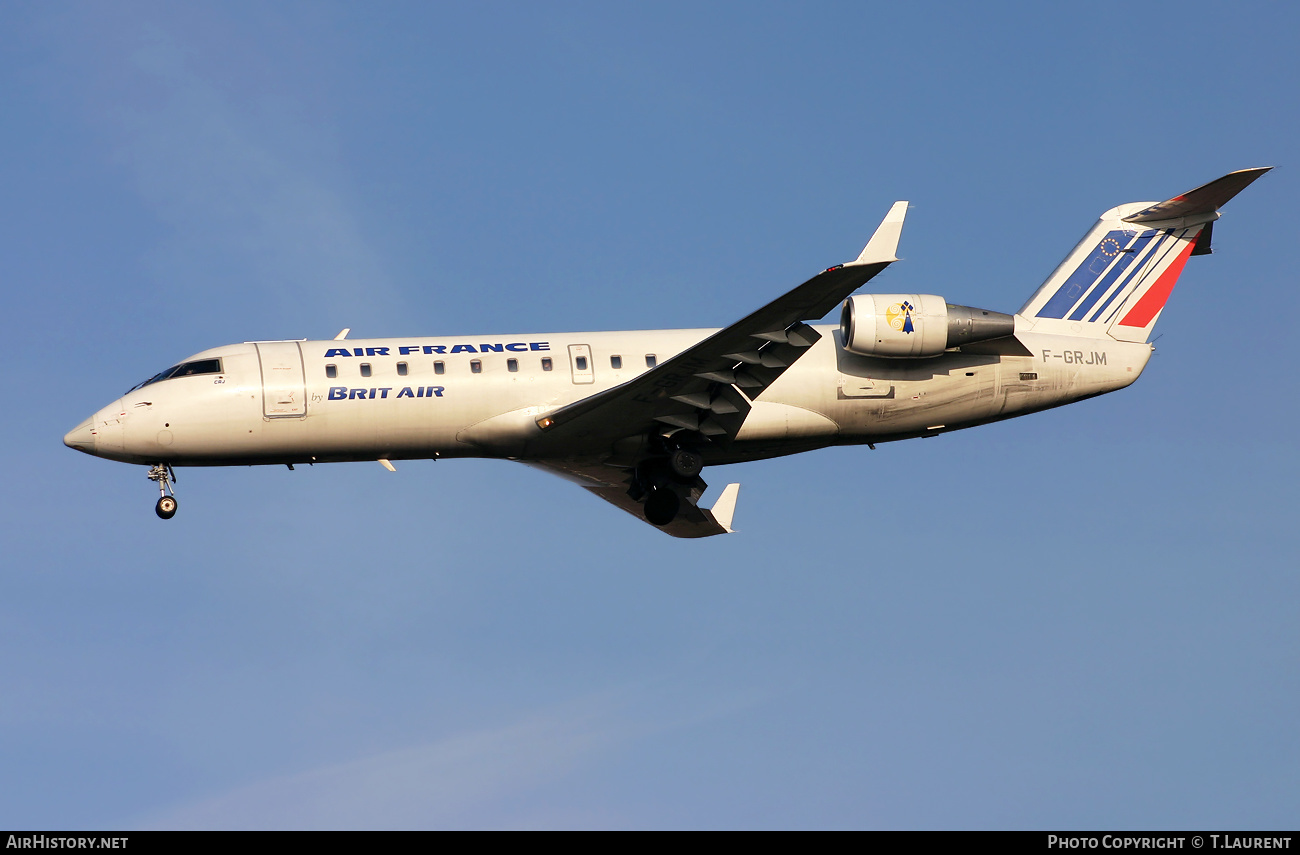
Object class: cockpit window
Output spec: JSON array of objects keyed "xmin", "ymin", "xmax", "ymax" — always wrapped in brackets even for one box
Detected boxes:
[
  {"xmin": 133, "ymin": 369, "xmax": 176, "ymax": 391},
  {"xmin": 129, "ymin": 358, "xmax": 224, "ymax": 392},
  {"xmin": 171, "ymin": 358, "xmax": 223, "ymax": 378}
]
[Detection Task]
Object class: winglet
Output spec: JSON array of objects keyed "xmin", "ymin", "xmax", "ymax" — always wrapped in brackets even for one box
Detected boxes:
[
  {"xmin": 854, "ymin": 201, "xmax": 909, "ymax": 265},
  {"xmin": 709, "ymin": 483, "xmax": 741, "ymax": 533}
]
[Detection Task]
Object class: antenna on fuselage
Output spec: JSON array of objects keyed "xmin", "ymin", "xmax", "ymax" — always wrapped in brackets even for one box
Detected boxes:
[{"xmin": 334, "ymin": 328, "xmax": 350, "ymax": 340}]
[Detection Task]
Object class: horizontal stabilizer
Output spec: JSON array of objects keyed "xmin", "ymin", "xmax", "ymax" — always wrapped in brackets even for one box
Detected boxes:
[{"xmin": 1122, "ymin": 167, "xmax": 1272, "ymax": 223}]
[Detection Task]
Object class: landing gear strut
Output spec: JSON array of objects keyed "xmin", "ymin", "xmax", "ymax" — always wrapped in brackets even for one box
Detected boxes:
[{"xmin": 148, "ymin": 463, "xmax": 178, "ymax": 520}]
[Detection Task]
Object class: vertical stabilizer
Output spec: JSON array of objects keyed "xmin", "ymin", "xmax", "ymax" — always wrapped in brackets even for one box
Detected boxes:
[{"xmin": 1017, "ymin": 168, "xmax": 1269, "ymax": 343}]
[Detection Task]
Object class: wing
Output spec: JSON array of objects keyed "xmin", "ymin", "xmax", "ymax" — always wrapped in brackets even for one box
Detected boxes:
[
  {"xmin": 527, "ymin": 459, "xmax": 740, "ymax": 539},
  {"xmin": 531, "ymin": 201, "xmax": 909, "ymax": 449}
]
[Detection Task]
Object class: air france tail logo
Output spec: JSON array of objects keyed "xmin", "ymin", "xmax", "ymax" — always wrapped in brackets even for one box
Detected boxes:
[
  {"xmin": 1035, "ymin": 229, "xmax": 1195, "ymax": 322},
  {"xmin": 887, "ymin": 301, "xmax": 916, "ymax": 334}
]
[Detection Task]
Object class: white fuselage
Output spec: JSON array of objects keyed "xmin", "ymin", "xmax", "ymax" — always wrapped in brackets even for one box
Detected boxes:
[{"xmin": 67, "ymin": 324, "xmax": 1153, "ymax": 469}]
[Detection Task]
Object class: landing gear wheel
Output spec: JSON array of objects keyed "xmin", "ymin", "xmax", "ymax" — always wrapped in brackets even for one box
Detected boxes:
[
  {"xmin": 155, "ymin": 495, "xmax": 178, "ymax": 520},
  {"xmin": 148, "ymin": 463, "xmax": 178, "ymax": 519},
  {"xmin": 669, "ymin": 448, "xmax": 704, "ymax": 480},
  {"xmin": 643, "ymin": 488, "xmax": 680, "ymax": 526}
]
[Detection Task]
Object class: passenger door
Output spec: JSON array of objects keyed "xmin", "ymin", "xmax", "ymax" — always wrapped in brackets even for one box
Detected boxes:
[{"xmin": 255, "ymin": 341, "xmax": 307, "ymax": 417}]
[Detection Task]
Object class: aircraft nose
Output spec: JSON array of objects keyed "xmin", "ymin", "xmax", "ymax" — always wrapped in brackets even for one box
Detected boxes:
[{"xmin": 63, "ymin": 417, "xmax": 95, "ymax": 454}]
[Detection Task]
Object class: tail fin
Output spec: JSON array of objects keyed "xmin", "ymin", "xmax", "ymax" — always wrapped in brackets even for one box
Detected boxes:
[{"xmin": 1018, "ymin": 168, "xmax": 1270, "ymax": 343}]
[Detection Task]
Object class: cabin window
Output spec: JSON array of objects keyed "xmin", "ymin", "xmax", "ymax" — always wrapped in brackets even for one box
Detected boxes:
[
  {"xmin": 470, "ymin": 359, "xmax": 482, "ymax": 374},
  {"xmin": 645, "ymin": 354, "xmax": 657, "ymax": 368},
  {"xmin": 325, "ymin": 364, "xmax": 337, "ymax": 379},
  {"xmin": 576, "ymin": 356, "xmax": 588, "ymax": 371},
  {"xmin": 507, "ymin": 358, "xmax": 519, "ymax": 372},
  {"xmin": 434, "ymin": 361, "xmax": 445, "ymax": 375},
  {"xmin": 360, "ymin": 363, "xmax": 372, "ymax": 378},
  {"xmin": 397, "ymin": 362, "xmax": 408, "ymax": 376},
  {"xmin": 541, "ymin": 357, "xmax": 553, "ymax": 371},
  {"xmin": 610, "ymin": 355, "xmax": 622, "ymax": 369}
]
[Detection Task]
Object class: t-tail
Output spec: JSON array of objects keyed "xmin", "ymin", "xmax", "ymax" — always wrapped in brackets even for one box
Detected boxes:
[{"xmin": 1018, "ymin": 168, "xmax": 1270, "ymax": 343}]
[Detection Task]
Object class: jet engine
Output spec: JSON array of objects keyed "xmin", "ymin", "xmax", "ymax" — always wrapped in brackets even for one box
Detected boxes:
[{"xmin": 840, "ymin": 294, "xmax": 1015, "ymax": 358}]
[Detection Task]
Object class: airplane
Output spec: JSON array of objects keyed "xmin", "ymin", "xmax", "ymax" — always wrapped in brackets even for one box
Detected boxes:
[{"xmin": 64, "ymin": 168, "xmax": 1270, "ymax": 537}]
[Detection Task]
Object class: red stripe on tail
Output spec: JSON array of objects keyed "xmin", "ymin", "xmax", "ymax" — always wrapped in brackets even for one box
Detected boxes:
[{"xmin": 1116, "ymin": 236, "xmax": 1198, "ymax": 328}]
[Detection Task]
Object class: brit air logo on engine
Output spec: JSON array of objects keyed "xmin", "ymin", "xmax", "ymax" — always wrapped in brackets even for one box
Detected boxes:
[{"xmin": 323, "ymin": 342, "xmax": 550, "ymax": 357}]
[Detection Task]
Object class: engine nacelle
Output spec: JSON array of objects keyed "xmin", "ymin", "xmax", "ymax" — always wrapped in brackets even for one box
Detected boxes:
[{"xmin": 840, "ymin": 294, "xmax": 1015, "ymax": 358}]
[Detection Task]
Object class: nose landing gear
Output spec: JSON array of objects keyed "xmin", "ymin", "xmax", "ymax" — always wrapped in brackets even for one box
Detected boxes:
[{"xmin": 147, "ymin": 463, "xmax": 178, "ymax": 519}]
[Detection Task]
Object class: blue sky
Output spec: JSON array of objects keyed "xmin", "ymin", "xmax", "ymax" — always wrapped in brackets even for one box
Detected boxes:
[{"xmin": 3, "ymin": 1, "xmax": 1297, "ymax": 829}]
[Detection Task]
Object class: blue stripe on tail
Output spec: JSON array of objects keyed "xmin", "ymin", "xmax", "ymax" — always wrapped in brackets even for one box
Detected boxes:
[
  {"xmin": 1067, "ymin": 232, "xmax": 1156, "ymax": 321},
  {"xmin": 1086, "ymin": 231, "xmax": 1171, "ymax": 323},
  {"xmin": 1036, "ymin": 229, "xmax": 1130, "ymax": 319}
]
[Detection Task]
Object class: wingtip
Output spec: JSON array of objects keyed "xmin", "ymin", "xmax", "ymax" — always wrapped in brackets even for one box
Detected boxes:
[
  {"xmin": 854, "ymin": 201, "xmax": 909, "ymax": 265},
  {"xmin": 710, "ymin": 483, "xmax": 741, "ymax": 533}
]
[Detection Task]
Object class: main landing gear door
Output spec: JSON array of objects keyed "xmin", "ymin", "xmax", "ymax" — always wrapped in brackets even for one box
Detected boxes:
[{"xmin": 255, "ymin": 341, "xmax": 308, "ymax": 418}]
